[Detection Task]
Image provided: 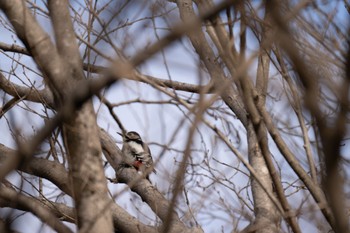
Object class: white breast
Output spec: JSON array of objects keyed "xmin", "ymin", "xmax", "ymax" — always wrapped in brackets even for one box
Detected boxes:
[{"xmin": 128, "ymin": 141, "xmax": 144, "ymax": 154}]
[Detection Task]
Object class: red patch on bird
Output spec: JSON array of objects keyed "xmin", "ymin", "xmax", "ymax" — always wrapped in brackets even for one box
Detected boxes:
[{"xmin": 132, "ymin": 160, "xmax": 143, "ymax": 170}]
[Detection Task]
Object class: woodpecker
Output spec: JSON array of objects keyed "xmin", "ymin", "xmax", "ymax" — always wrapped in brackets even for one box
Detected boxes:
[{"xmin": 118, "ymin": 131, "xmax": 156, "ymax": 179}]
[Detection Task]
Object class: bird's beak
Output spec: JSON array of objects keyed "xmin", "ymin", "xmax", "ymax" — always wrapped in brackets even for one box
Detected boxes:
[{"xmin": 117, "ymin": 132, "xmax": 123, "ymax": 137}]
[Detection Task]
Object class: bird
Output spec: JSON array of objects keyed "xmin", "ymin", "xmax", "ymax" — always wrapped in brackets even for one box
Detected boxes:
[{"xmin": 118, "ymin": 131, "xmax": 156, "ymax": 179}]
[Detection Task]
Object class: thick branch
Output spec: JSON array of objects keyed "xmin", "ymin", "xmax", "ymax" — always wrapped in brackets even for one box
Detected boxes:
[
  {"xmin": 48, "ymin": 0, "xmax": 85, "ymax": 90},
  {"xmin": 251, "ymin": 6, "xmax": 301, "ymax": 232}
]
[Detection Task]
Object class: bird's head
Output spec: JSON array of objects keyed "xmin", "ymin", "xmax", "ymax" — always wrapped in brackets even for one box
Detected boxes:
[{"xmin": 118, "ymin": 131, "xmax": 142, "ymax": 142}]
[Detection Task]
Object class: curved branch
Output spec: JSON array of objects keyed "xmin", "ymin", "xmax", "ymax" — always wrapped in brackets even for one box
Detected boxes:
[
  {"xmin": 0, "ymin": 185, "xmax": 72, "ymax": 233},
  {"xmin": 83, "ymin": 63, "xmax": 214, "ymax": 93},
  {"xmin": 0, "ymin": 143, "xmax": 71, "ymax": 195},
  {"xmin": 1, "ymin": 40, "xmax": 211, "ymax": 95},
  {"xmin": 100, "ymin": 129, "xmax": 179, "ymax": 222},
  {"xmin": 0, "ymin": 39, "xmax": 213, "ymax": 94},
  {"xmin": 0, "ymin": 143, "xmax": 158, "ymax": 233},
  {"xmin": 0, "ymin": 72, "xmax": 54, "ymax": 107},
  {"xmin": 100, "ymin": 129, "xmax": 202, "ymax": 233}
]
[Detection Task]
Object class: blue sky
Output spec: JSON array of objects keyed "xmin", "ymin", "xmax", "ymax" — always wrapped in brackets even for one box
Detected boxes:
[{"xmin": 0, "ymin": 0, "xmax": 349, "ymax": 232}]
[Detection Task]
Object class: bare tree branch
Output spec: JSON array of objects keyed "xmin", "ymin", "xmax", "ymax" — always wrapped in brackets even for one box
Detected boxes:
[
  {"xmin": 0, "ymin": 185, "xmax": 72, "ymax": 233},
  {"xmin": 100, "ymin": 129, "xmax": 202, "ymax": 233},
  {"xmin": 0, "ymin": 71, "xmax": 54, "ymax": 107},
  {"xmin": 0, "ymin": 1, "xmax": 348, "ymax": 232}
]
